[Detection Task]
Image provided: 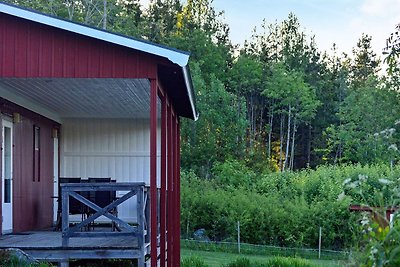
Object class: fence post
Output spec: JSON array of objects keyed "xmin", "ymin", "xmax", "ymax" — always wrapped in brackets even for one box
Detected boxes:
[
  {"xmin": 318, "ymin": 226, "xmax": 322, "ymax": 259},
  {"xmin": 237, "ymin": 221, "xmax": 240, "ymax": 254}
]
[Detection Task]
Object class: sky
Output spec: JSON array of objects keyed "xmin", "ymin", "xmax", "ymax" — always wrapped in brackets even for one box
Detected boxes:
[
  {"xmin": 211, "ymin": 0, "xmax": 400, "ymax": 57},
  {"xmin": 139, "ymin": 0, "xmax": 400, "ymax": 57}
]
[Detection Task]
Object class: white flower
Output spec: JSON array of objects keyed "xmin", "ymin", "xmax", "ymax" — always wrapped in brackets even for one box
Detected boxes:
[
  {"xmin": 388, "ymin": 144, "xmax": 398, "ymax": 151},
  {"xmin": 337, "ymin": 192, "xmax": 346, "ymax": 201},
  {"xmin": 342, "ymin": 178, "xmax": 351, "ymax": 185},
  {"xmin": 358, "ymin": 174, "xmax": 368, "ymax": 182},
  {"xmin": 347, "ymin": 181, "xmax": 359, "ymax": 189},
  {"xmin": 361, "ymin": 216, "xmax": 369, "ymax": 226},
  {"xmin": 378, "ymin": 178, "xmax": 392, "ymax": 185}
]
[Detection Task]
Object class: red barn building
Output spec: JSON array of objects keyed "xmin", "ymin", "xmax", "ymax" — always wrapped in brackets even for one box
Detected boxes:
[{"xmin": 0, "ymin": 2, "xmax": 197, "ymax": 266}]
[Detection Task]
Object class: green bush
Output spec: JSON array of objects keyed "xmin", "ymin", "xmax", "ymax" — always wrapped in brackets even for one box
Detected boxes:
[
  {"xmin": 181, "ymin": 256, "xmax": 209, "ymax": 267},
  {"xmin": 264, "ymin": 257, "xmax": 316, "ymax": 267},
  {"xmin": 0, "ymin": 254, "xmax": 51, "ymax": 267},
  {"xmin": 224, "ymin": 257, "xmax": 316, "ymax": 267},
  {"xmin": 224, "ymin": 257, "xmax": 256, "ymax": 267},
  {"xmin": 181, "ymin": 164, "xmax": 400, "ymax": 250}
]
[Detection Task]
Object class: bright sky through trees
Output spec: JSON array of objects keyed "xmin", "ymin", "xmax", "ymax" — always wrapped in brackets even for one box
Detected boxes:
[{"xmin": 140, "ymin": 0, "xmax": 400, "ymax": 56}]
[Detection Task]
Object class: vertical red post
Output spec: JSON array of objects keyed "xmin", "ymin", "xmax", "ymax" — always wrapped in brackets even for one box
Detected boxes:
[
  {"xmin": 160, "ymin": 91, "xmax": 167, "ymax": 267},
  {"xmin": 172, "ymin": 113, "xmax": 178, "ymax": 267},
  {"xmin": 176, "ymin": 119, "xmax": 181, "ymax": 265},
  {"xmin": 167, "ymin": 104, "xmax": 173, "ymax": 267},
  {"xmin": 150, "ymin": 79, "xmax": 157, "ymax": 267}
]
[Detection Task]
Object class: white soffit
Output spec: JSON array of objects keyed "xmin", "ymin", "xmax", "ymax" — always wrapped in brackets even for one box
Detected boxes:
[
  {"xmin": 0, "ymin": 2, "xmax": 190, "ymax": 67},
  {"xmin": 0, "ymin": 78, "xmax": 157, "ymax": 121}
]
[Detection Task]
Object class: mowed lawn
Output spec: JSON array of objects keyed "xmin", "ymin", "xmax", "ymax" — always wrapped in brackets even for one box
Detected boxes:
[{"xmin": 181, "ymin": 249, "xmax": 346, "ymax": 267}]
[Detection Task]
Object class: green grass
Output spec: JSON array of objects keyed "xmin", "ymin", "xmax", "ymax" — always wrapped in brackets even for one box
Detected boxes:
[{"xmin": 181, "ymin": 249, "xmax": 347, "ymax": 267}]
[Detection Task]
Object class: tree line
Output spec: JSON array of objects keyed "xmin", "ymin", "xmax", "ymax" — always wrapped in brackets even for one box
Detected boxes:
[{"xmin": 6, "ymin": 0, "xmax": 400, "ymax": 177}]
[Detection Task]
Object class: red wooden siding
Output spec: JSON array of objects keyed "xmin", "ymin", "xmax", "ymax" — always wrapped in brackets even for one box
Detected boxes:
[
  {"xmin": 0, "ymin": 100, "xmax": 56, "ymax": 233},
  {"xmin": 0, "ymin": 13, "xmax": 158, "ymax": 79},
  {"xmin": 13, "ymin": 113, "xmax": 54, "ymax": 232},
  {"xmin": 0, "ymin": 8, "xmax": 187, "ymax": 265},
  {"xmin": 0, "ymin": 119, "xmax": 2, "ymax": 234}
]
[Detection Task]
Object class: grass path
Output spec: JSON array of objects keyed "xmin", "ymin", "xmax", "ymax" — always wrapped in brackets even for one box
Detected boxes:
[{"xmin": 181, "ymin": 249, "xmax": 346, "ymax": 267}]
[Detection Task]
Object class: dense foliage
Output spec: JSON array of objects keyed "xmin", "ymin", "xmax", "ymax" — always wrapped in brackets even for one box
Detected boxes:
[
  {"xmin": 225, "ymin": 257, "xmax": 316, "ymax": 267},
  {"xmin": 5, "ymin": 0, "xmax": 400, "ymax": 173},
  {"xmin": 5, "ymin": 1, "xmax": 400, "ymax": 265},
  {"xmin": 180, "ymin": 255, "xmax": 316, "ymax": 267},
  {"xmin": 182, "ymin": 164, "xmax": 400, "ymax": 250}
]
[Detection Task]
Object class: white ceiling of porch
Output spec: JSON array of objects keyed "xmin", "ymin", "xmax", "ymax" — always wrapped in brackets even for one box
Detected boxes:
[{"xmin": 0, "ymin": 78, "xmax": 160, "ymax": 121}]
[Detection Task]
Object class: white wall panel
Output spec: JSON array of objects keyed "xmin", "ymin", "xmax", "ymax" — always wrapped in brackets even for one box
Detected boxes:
[{"xmin": 60, "ymin": 118, "xmax": 161, "ymax": 221}]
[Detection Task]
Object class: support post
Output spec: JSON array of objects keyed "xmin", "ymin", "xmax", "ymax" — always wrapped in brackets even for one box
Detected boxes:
[
  {"xmin": 150, "ymin": 79, "xmax": 158, "ymax": 267},
  {"xmin": 237, "ymin": 221, "xmax": 240, "ymax": 254},
  {"xmin": 167, "ymin": 105, "xmax": 173, "ymax": 267},
  {"xmin": 61, "ymin": 188, "xmax": 69, "ymax": 247},
  {"xmin": 160, "ymin": 93, "xmax": 167, "ymax": 267},
  {"xmin": 176, "ymin": 119, "xmax": 181, "ymax": 266},
  {"xmin": 137, "ymin": 186, "xmax": 145, "ymax": 266},
  {"xmin": 172, "ymin": 115, "xmax": 179, "ymax": 267},
  {"xmin": 318, "ymin": 226, "xmax": 322, "ymax": 259}
]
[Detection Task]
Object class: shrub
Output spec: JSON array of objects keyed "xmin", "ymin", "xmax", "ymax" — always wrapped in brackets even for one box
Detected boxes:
[
  {"xmin": 181, "ymin": 256, "xmax": 209, "ymax": 267},
  {"xmin": 224, "ymin": 257, "xmax": 316, "ymax": 267},
  {"xmin": 224, "ymin": 257, "xmax": 256, "ymax": 267},
  {"xmin": 265, "ymin": 257, "xmax": 316, "ymax": 267}
]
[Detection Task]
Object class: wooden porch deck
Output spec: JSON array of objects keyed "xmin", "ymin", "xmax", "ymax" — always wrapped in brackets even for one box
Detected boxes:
[
  {"xmin": 0, "ymin": 230, "xmax": 145, "ymax": 261},
  {"xmin": 0, "ymin": 183, "xmax": 150, "ymax": 266}
]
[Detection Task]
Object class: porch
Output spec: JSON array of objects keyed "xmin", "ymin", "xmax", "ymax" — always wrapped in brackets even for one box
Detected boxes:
[
  {"xmin": 0, "ymin": 182, "xmax": 150, "ymax": 266},
  {"xmin": 0, "ymin": 231, "xmax": 142, "ymax": 264},
  {"xmin": 0, "ymin": 3, "xmax": 198, "ymax": 266}
]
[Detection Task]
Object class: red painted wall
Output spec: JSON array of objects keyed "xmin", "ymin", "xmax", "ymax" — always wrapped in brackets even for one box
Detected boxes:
[
  {"xmin": 13, "ymin": 116, "xmax": 54, "ymax": 232},
  {"xmin": 0, "ymin": 101, "xmax": 56, "ymax": 232},
  {"xmin": 0, "ymin": 13, "xmax": 158, "ymax": 79},
  {"xmin": 0, "ymin": 13, "xmax": 184, "ymax": 266}
]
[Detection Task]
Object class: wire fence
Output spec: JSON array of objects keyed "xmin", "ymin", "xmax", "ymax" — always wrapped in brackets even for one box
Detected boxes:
[{"xmin": 181, "ymin": 239, "xmax": 351, "ymax": 261}]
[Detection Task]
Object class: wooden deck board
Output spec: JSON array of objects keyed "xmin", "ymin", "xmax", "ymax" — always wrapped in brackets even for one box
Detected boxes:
[
  {"xmin": 0, "ymin": 231, "xmax": 139, "ymax": 249},
  {"xmin": 0, "ymin": 231, "xmax": 142, "ymax": 261}
]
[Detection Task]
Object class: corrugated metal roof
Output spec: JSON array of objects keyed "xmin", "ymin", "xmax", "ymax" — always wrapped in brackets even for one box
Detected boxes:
[{"xmin": 0, "ymin": 78, "xmax": 162, "ymax": 121}]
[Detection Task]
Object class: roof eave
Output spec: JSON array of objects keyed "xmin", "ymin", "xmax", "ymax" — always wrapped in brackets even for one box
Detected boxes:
[
  {"xmin": 182, "ymin": 66, "xmax": 199, "ymax": 121},
  {"xmin": 0, "ymin": 2, "xmax": 190, "ymax": 67},
  {"xmin": 0, "ymin": 1, "xmax": 198, "ymax": 120}
]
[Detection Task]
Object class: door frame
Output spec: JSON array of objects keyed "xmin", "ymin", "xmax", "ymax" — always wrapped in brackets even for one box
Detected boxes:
[{"xmin": 2, "ymin": 119, "xmax": 13, "ymax": 234}]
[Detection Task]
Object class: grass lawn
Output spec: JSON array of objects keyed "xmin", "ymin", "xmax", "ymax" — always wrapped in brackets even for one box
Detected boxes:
[{"xmin": 181, "ymin": 248, "xmax": 347, "ymax": 267}]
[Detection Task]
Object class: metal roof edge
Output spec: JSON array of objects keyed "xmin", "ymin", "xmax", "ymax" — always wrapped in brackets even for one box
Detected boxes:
[
  {"xmin": 182, "ymin": 66, "xmax": 199, "ymax": 121},
  {"xmin": 0, "ymin": 2, "xmax": 190, "ymax": 67}
]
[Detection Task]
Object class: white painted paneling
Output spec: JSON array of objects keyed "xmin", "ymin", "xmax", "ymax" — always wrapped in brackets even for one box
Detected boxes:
[{"xmin": 60, "ymin": 118, "xmax": 161, "ymax": 221}]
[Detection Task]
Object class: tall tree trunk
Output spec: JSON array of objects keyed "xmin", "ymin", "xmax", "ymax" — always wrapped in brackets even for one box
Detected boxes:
[
  {"xmin": 279, "ymin": 114, "xmax": 284, "ymax": 172},
  {"xmin": 246, "ymin": 95, "xmax": 251, "ymax": 150},
  {"xmin": 290, "ymin": 117, "xmax": 297, "ymax": 171},
  {"xmin": 267, "ymin": 110, "xmax": 274, "ymax": 160},
  {"xmin": 66, "ymin": 0, "xmax": 74, "ymax": 20},
  {"xmin": 307, "ymin": 125, "xmax": 311, "ymax": 167},
  {"xmin": 250, "ymin": 95, "xmax": 254, "ymax": 149},
  {"xmin": 103, "ymin": 0, "xmax": 107, "ymax": 29},
  {"xmin": 284, "ymin": 105, "xmax": 291, "ymax": 171},
  {"xmin": 259, "ymin": 97, "xmax": 264, "ymax": 144}
]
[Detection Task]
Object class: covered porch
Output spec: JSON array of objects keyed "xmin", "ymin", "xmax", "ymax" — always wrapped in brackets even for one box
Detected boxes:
[{"xmin": 0, "ymin": 2, "xmax": 198, "ymax": 266}]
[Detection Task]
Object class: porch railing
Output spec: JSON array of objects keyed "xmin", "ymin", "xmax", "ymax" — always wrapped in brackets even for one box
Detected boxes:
[{"xmin": 60, "ymin": 182, "xmax": 148, "ymax": 264}]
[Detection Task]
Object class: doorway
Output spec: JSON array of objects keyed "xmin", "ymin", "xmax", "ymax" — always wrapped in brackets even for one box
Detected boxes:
[{"xmin": 2, "ymin": 119, "xmax": 13, "ymax": 234}]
